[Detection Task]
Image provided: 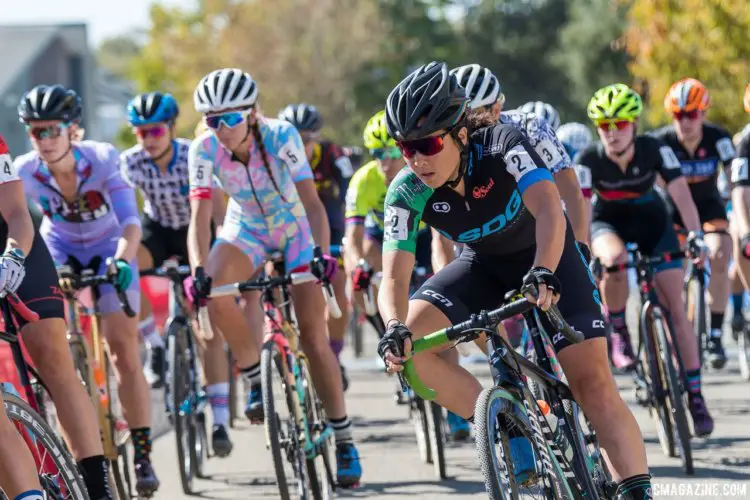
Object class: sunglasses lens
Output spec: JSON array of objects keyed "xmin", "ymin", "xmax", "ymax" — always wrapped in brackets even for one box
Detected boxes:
[
  {"xmin": 29, "ymin": 125, "xmax": 64, "ymax": 140},
  {"xmin": 397, "ymin": 136, "xmax": 445, "ymax": 159},
  {"xmin": 675, "ymin": 110, "xmax": 699, "ymax": 121},
  {"xmin": 596, "ymin": 120, "xmax": 631, "ymax": 131},
  {"xmin": 206, "ymin": 112, "xmax": 245, "ymax": 130}
]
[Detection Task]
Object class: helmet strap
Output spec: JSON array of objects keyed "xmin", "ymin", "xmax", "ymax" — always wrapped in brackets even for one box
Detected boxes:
[{"xmin": 444, "ymin": 128, "xmax": 469, "ymax": 189}]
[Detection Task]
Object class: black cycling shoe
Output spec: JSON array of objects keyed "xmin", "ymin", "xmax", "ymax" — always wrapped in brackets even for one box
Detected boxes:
[
  {"xmin": 707, "ymin": 337, "xmax": 728, "ymax": 370},
  {"xmin": 134, "ymin": 460, "xmax": 160, "ymax": 498},
  {"xmin": 212, "ymin": 424, "xmax": 233, "ymax": 457}
]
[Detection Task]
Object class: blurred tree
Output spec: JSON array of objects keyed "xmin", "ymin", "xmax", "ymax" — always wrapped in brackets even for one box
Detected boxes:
[
  {"xmin": 460, "ymin": 0, "xmax": 572, "ymax": 115},
  {"xmin": 553, "ymin": 0, "xmax": 630, "ymax": 122},
  {"xmin": 625, "ymin": 0, "xmax": 750, "ymax": 132},
  {"xmin": 96, "ymin": 34, "xmax": 142, "ymax": 79}
]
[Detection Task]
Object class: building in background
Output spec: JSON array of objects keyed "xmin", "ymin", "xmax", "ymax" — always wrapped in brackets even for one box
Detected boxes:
[{"xmin": 0, "ymin": 23, "xmax": 133, "ymax": 154}]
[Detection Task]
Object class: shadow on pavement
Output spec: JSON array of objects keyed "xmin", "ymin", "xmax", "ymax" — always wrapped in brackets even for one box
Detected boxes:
[
  {"xmin": 651, "ymin": 464, "xmax": 750, "ymax": 480},
  {"xmin": 339, "ymin": 478, "xmax": 487, "ymax": 497}
]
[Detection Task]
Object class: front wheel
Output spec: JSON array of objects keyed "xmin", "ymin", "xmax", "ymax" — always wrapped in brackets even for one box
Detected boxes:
[
  {"xmin": 169, "ymin": 322, "xmax": 196, "ymax": 494},
  {"xmin": 474, "ymin": 387, "xmax": 568, "ymax": 500},
  {"xmin": 411, "ymin": 396, "xmax": 432, "ymax": 464},
  {"xmin": 738, "ymin": 329, "xmax": 750, "ymax": 381},
  {"xmin": 426, "ymin": 401, "xmax": 446, "ymax": 479},
  {"xmin": 685, "ymin": 273, "xmax": 707, "ymax": 367},
  {"xmin": 261, "ymin": 340, "xmax": 306, "ymax": 500},
  {"xmin": 300, "ymin": 358, "xmax": 335, "ymax": 500},
  {"xmin": 3, "ymin": 391, "xmax": 89, "ymax": 500}
]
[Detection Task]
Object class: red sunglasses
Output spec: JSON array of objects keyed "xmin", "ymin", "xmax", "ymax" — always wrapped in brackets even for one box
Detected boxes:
[
  {"xmin": 673, "ymin": 110, "xmax": 700, "ymax": 121},
  {"xmin": 594, "ymin": 119, "xmax": 632, "ymax": 132},
  {"xmin": 134, "ymin": 125, "xmax": 168, "ymax": 139},
  {"xmin": 396, "ymin": 130, "xmax": 452, "ymax": 159}
]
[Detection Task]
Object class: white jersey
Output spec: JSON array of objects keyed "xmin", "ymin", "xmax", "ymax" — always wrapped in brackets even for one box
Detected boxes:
[
  {"xmin": 120, "ymin": 139, "xmax": 191, "ymax": 230},
  {"xmin": 499, "ymin": 110, "xmax": 572, "ymax": 174}
]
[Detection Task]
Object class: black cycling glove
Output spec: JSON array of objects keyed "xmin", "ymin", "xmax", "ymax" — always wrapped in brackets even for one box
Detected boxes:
[
  {"xmin": 521, "ymin": 266, "xmax": 562, "ymax": 298},
  {"xmin": 377, "ymin": 320, "xmax": 412, "ymax": 363}
]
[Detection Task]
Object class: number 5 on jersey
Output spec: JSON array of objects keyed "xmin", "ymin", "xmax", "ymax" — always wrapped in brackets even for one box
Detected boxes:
[{"xmin": 189, "ymin": 158, "xmax": 213, "ymax": 199}]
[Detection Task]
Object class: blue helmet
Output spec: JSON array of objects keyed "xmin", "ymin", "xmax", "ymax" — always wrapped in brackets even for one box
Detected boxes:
[{"xmin": 127, "ymin": 92, "xmax": 179, "ymax": 126}]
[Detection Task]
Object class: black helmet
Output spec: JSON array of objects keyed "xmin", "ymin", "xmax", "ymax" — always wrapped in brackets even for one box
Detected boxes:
[
  {"xmin": 277, "ymin": 103, "xmax": 323, "ymax": 132},
  {"xmin": 18, "ymin": 84, "xmax": 82, "ymax": 123},
  {"xmin": 385, "ymin": 61, "xmax": 468, "ymax": 141}
]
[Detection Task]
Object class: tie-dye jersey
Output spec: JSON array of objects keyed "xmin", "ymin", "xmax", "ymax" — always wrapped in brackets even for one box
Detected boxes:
[
  {"xmin": 499, "ymin": 110, "xmax": 572, "ymax": 174},
  {"xmin": 188, "ymin": 117, "xmax": 315, "ymax": 269},
  {"xmin": 14, "ymin": 141, "xmax": 141, "ymax": 250}
]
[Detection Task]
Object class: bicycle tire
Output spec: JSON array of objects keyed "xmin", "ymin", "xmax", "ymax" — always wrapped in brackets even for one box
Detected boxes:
[
  {"xmin": 475, "ymin": 387, "xmax": 568, "ymax": 500},
  {"xmin": 300, "ymin": 357, "xmax": 335, "ymax": 500},
  {"xmin": 169, "ymin": 322, "xmax": 196, "ymax": 494},
  {"xmin": 426, "ymin": 401, "xmax": 447, "ymax": 479},
  {"xmin": 653, "ymin": 313, "xmax": 694, "ymax": 474},
  {"xmin": 194, "ymin": 412, "xmax": 209, "ymax": 479},
  {"xmin": 349, "ymin": 304, "xmax": 364, "ymax": 359},
  {"xmin": 739, "ymin": 330, "xmax": 750, "ymax": 380},
  {"xmin": 261, "ymin": 339, "xmax": 306, "ymax": 500},
  {"xmin": 3, "ymin": 391, "xmax": 90, "ymax": 500},
  {"xmin": 686, "ymin": 274, "xmax": 707, "ymax": 368},
  {"xmin": 641, "ymin": 306, "xmax": 675, "ymax": 458},
  {"xmin": 104, "ymin": 351, "xmax": 133, "ymax": 500},
  {"xmin": 411, "ymin": 396, "xmax": 432, "ymax": 464}
]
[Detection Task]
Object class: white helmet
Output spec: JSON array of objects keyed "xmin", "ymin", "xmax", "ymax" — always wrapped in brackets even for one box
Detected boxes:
[
  {"xmin": 194, "ymin": 68, "xmax": 258, "ymax": 114},
  {"xmin": 519, "ymin": 101, "xmax": 560, "ymax": 131},
  {"xmin": 557, "ymin": 122, "xmax": 593, "ymax": 153},
  {"xmin": 450, "ymin": 64, "xmax": 505, "ymax": 110}
]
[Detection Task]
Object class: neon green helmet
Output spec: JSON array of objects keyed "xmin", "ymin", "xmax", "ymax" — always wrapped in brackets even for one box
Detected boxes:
[
  {"xmin": 363, "ymin": 110, "xmax": 396, "ymax": 149},
  {"xmin": 587, "ymin": 83, "xmax": 643, "ymax": 122}
]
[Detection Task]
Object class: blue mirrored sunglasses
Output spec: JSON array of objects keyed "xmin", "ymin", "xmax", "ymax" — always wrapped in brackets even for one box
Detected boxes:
[{"xmin": 204, "ymin": 111, "xmax": 249, "ymax": 130}]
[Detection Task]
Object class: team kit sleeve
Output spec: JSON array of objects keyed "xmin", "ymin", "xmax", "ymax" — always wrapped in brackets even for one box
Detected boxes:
[
  {"xmin": 572, "ymin": 150, "xmax": 594, "ymax": 199},
  {"xmin": 332, "ymin": 145, "xmax": 354, "ymax": 202},
  {"xmin": 102, "ymin": 144, "xmax": 141, "ymax": 228},
  {"xmin": 652, "ymin": 139, "xmax": 683, "ymax": 184},
  {"xmin": 188, "ymin": 138, "xmax": 216, "ymax": 201},
  {"xmin": 0, "ymin": 135, "xmax": 21, "ymax": 185},
  {"xmin": 344, "ymin": 168, "xmax": 369, "ymax": 225},
  {"xmin": 277, "ymin": 123, "xmax": 314, "ymax": 183},
  {"xmin": 527, "ymin": 116, "xmax": 572, "ymax": 174},
  {"xmin": 730, "ymin": 134, "xmax": 750, "ymax": 188},
  {"xmin": 382, "ymin": 169, "xmax": 433, "ymax": 254},
  {"xmin": 715, "ymin": 127, "xmax": 737, "ymax": 164},
  {"xmin": 492, "ymin": 124, "xmax": 554, "ymax": 194}
]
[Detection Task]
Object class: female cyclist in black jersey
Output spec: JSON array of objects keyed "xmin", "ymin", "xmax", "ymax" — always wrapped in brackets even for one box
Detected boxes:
[
  {"xmin": 578, "ymin": 83, "xmax": 713, "ymax": 437},
  {"xmin": 376, "ymin": 62, "xmax": 652, "ymax": 500}
]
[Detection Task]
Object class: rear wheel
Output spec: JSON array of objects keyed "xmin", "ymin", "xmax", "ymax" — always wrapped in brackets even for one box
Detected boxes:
[
  {"xmin": 227, "ymin": 348, "xmax": 239, "ymax": 428},
  {"xmin": 739, "ymin": 329, "xmax": 750, "ymax": 381},
  {"xmin": 301, "ymin": 358, "xmax": 335, "ymax": 500}
]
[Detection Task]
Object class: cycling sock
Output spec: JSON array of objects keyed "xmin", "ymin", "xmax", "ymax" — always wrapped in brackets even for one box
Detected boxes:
[
  {"xmin": 608, "ymin": 309, "xmax": 627, "ymax": 331},
  {"xmin": 14, "ymin": 491, "xmax": 44, "ymax": 500},
  {"xmin": 615, "ymin": 473, "xmax": 653, "ymax": 499},
  {"xmin": 329, "ymin": 339, "xmax": 345, "ymax": 360},
  {"xmin": 207, "ymin": 382, "xmax": 230, "ymax": 428},
  {"xmin": 240, "ymin": 363, "xmax": 261, "ymax": 387},
  {"xmin": 686, "ymin": 369, "xmax": 702, "ymax": 395},
  {"xmin": 130, "ymin": 427, "xmax": 153, "ymax": 462},
  {"xmin": 330, "ymin": 415, "xmax": 353, "ymax": 444},
  {"xmin": 731, "ymin": 293, "xmax": 744, "ymax": 318},
  {"xmin": 710, "ymin": 312, "xmax": 724, "ymax": 337},
  {"xmin": 78, "ymin": 455, "xmax": 112, "ymax": 500},
  {"xmin": 138, "ymin": 315, "xmax": 164, "ymax": 348}
]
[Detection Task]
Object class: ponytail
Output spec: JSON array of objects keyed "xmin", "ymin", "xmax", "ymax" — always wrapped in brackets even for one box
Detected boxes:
[{"xmin": 250, "ymin": 118, "xmax": 287, "ymax": 202}]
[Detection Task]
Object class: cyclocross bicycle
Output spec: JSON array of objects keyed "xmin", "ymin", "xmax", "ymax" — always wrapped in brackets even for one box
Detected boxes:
[
  {"xmin": 402, "ymin": 292, "xmax": 614, "ymax": 499},
  {"xmin": 140, "ymin": 260, "xmax": 209, "ymax": 494},
  {"xmin": 593, "ymin": 244, "xmax": 694, "ymax": 475},
  {"xmin": 57, "ymin": 258, "xmax": 138, "ymax": 498},
  {"xmin": 0, "ymin": 293, "xmax": 88, "ymax": 499},
  {"xmin": 199, "ymin": 247, "xmax": 340, "ymax": 500}
]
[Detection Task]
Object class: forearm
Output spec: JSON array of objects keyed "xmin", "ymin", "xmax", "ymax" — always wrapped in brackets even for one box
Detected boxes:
[
  {"xmin": 672, "ymin": 194, "xmax": 701, "ymax": 232},
  {"xmin": 533, "ymin": 206, "xmax": 566, "ymax": 271},
  {"xmin": 732, "ymin": 187, "xmax": 750, "ymax": 236},
  {"xmin": 431, "ymin": 232, "xmax": 455, "ymax": 273},
  {"xmin": 377, "ymin": 278, "xmax": 411, "ymax": 324},
  {"xmin": 188, "ymin": 216, "xmax": 212, "ymax": 270},
  {"xmin": 3, "ymin": 207, "xmax": 34, "ymax": 255},
  {"xmin": 114, "ymin": 224, "xmax": 142, "ymax": 262},
  {"xmin": 307, "ymin": 204, "xmax": 331, "ymax": 254},
  {"xmin": 344, "ymin": 224, "xmax": 366, "ymax": 269},
  {"xmin": 555, "ymin": 171, "xmax": 589, "ymax": 244}
]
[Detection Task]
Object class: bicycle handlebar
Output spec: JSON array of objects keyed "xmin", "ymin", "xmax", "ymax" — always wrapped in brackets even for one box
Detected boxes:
[
  {"xmin": 56, "ymin": 258, "xmax": 136, "ymax": 318},
  {"xmin": 594, "ymin": 250, "xmax": 686, "ymax": 277},
  {"xmin": 139, "ymin": 261, "xmax": 192, "ymax": 281},
  {"xmin": 1, "ymin": 292, "xmax": 40, "ymax": 323},
  {"xmin": 402, "ymin": 298, "xmax": 582, "ymax": 401}
]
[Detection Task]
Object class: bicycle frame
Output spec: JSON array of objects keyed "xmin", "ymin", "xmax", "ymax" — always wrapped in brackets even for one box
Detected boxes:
[{"xmin": 261, "ymin": 258, "xmax": 334, "ymax": 460}]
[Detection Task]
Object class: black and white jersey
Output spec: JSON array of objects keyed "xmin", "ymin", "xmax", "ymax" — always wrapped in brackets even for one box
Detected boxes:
[{"xmin": 120, "ymin": 139, "xmax": 192, "ymax": 229}]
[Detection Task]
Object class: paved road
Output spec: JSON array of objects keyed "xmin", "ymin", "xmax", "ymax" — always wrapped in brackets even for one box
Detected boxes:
[{"xmin": 145, "ymin": 335, "xmax": 750, "ymax": 499}]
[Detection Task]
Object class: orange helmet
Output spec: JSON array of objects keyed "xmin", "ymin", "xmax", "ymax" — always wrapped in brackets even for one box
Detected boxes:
[
  {"xmin": 744, "ymin": 83, "xmax": 750, "ymax": 113},
  {"xmin": 664, "ymin": 78, "xmax": 710, "ymax": 113}
]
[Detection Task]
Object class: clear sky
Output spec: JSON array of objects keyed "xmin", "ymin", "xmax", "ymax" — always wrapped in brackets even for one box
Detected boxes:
[{"xmin": 1, "ymin": 0, "xmax": 189, "ymax": 46}]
